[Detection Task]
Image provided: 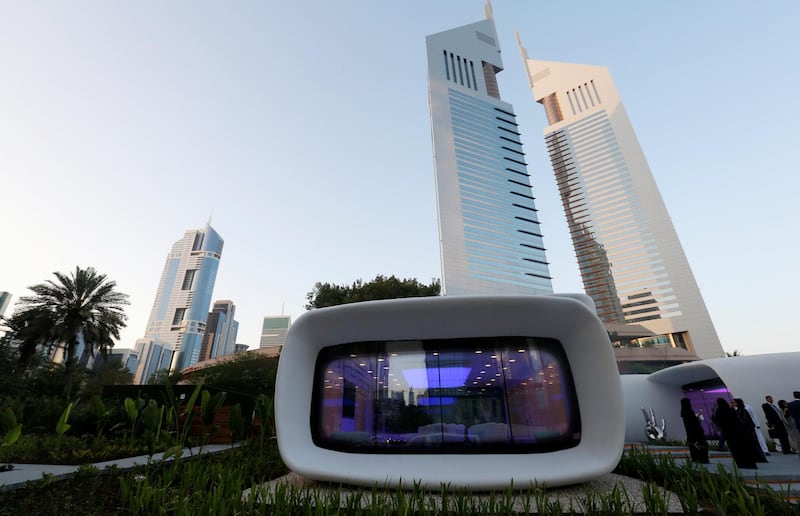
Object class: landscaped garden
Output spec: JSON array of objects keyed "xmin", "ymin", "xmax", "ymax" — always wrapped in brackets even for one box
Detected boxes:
[
  {"xmin": 1, "ymin": 270, "xmax": 798, "ymax": 514},
  {"xmin": 1, "ymin": 352, "xmax": 798, "ymax": 514}
]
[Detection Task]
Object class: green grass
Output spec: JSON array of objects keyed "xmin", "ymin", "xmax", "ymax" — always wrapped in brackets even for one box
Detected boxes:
[{"xmin": 3, "ymin": 441, "xmax": 800, "ymax": 514}]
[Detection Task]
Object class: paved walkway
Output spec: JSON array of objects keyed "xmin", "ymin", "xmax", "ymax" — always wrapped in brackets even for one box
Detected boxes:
[
  {"xmin": 0, "ymin": 444, "xmax": 234, "ymax": 491},
  {"xmin": 629, "ymin": 443, "xmax": 800, "ymax": 502}
]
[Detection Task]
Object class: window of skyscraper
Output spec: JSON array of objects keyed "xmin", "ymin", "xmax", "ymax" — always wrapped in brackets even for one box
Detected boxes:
[
  {"xmin": 181, "ymin": 269, "xmax": 196, "ymax": 290},
  {"xmin": 172, "ymin": 308, "xmax": 186, "ymax": 326}
]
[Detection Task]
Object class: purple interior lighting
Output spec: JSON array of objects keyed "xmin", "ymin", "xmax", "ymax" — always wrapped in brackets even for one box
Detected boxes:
[
  {"xmin": 402, "ymin": 366, "xmax": 471, "ymax": 389},
  {"xmin": 417, "ymin": 396, "xmax": 456, "ymax": 406}
]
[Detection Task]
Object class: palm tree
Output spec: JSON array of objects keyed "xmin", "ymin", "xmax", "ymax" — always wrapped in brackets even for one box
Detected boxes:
[{"xmin": 5, "ymin": 266, "xmax": 129, "ymax": 398}]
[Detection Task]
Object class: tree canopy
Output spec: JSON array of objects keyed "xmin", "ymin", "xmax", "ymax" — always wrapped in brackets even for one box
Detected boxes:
[
  {"xmin": 3, "ymin": 266, "xmax": 129, "ymax": 398},
  {"xmin": 305, "ymin": 275, "xmax": 441, "ymax": 310}
]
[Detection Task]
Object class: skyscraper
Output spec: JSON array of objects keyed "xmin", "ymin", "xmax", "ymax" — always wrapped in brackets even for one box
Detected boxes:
[
  {"xmin": 259, "ymin": 315, "xmax": 290, "ymax": 350},
  {"xmin": 516, "ymin": 42, "xmax": 723, "ymax": 359},
  {"xmin": 426, "ymin": 3, "xmax": 553, "ymax": 296},
  {"xmin": 0, "ymin": 291, "xmax": 11, "ymax": 319},
  {"xmin": 198, "ymin": 300, "xmax": 239, "ymax": 362},
  {"xmin": 134, "ymin": 222, "xmax": 224, "ymax": 382}
]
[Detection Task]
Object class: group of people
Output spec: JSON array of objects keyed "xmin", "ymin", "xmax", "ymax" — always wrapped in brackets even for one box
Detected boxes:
[{"xmin": 680, "ymin": 391, "xmax": 800, "ymax": 468}]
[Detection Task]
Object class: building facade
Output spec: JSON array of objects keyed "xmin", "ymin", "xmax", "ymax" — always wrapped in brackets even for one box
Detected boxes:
[
  {"xmin": 259, "ymin": 315, "xmax": 290, "ymax": 350},
  {"xmin": 198, "ymin": 300, "xmax": 239, "ymax": 362},
  {"xmin": 516, "ymin": 44, "xmax": 723, "ymax": 359},
  {"xmin": 0, "ymin": 291, "xmax": 10, "ymax": 318},
  {"xmin": 134, "ymin": 223, "xmax": 224, "ymax": 383},
  {"xmin": 426, "ymin": 3, "xmax": 553, "ymax": 296}
]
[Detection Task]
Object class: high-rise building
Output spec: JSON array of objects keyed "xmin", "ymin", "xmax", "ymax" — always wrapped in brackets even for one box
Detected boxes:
[
  {"xmin": 198, "ymin": 300, "xmax": 239, "ymax": 362},
  {"xmin": 134, "ymin": 222, "xmax": 224, "ymax": 383},
  {"xmin": 426, "ymin": 3, "xmax": 553, "ymax": 296},
  {"xmin": 259, "ymin": 315, "xmax": 290, "ymax": 350},
  {"xmin": 516, "ymin": 43, "xmax": 723, "ymax": 359},
  {"xmin": 133, "ymin": 338, "xmax": 170, "ymax": 384},
  {"xmin": 0, "ymin": 291, "xmax": 11, "ymax": 319}
]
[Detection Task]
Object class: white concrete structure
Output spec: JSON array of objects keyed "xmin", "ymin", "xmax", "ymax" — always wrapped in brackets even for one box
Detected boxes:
[
  {"xmin": 621, "ymin": 353, "xmax": 800, "ymax": 442},
  {"xmin": 276, "ymin": 295, "xmax": 623, "ymax": 489},
  {"xmin": 134, "ymin": 223, "xmax": 223, "ymax": 383},
  {"xmin": 427, "ymin": 3, "xmax": 553, "ymax": 296},
  {"xmin": 516, "ymin": 42, "xmax": 723, "ymax": 360}
]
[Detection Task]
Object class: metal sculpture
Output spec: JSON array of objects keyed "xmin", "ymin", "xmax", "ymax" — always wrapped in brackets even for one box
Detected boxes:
[{"xmin": 641, "ymin": 406, "xmax": 666, "ymax": 441}]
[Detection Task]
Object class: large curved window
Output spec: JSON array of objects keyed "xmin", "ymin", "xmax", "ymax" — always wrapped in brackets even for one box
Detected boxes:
[{"xmin": 311, "ymin": 337, "xmax": 580, "ymax": 454}]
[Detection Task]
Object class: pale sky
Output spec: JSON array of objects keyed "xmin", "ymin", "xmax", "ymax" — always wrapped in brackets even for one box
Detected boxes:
[{"xmin": 2, "ymin": 1, "xmax": 798, "ymax": 356}]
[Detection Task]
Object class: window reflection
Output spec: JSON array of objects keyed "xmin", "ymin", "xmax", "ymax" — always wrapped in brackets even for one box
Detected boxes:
[{"xmin": 312, "ymin": 337, "xmax": 580, "ymax": 453}]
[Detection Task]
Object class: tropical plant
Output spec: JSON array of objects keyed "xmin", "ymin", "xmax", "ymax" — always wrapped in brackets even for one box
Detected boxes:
[
  {"xmin": 4, "ymin": 266, "xmax": 129, "ymax": 399},
  {"xmin": 1, "ymin": 407, "xmax": 22, "ymax": 447}
]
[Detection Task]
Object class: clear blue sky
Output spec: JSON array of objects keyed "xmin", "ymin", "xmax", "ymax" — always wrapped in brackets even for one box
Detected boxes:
[{"xmin": 2, "ymin": 1, "xmax": 798, "ymax": 356}]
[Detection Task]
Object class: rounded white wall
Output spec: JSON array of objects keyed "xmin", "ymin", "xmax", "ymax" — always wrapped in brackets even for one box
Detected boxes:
[{"xmin": 621, "ymin": 353, "xmax": 800, "ymax": 443}]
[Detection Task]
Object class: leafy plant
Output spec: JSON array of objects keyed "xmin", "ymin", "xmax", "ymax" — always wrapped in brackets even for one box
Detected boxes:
[
  {"xmin": 1, "ymin": 407, "xmax": 22, "ymax": 447},
  {"xmin": 228, "ymin": 403, "xmax": 244, "ymax": 443},
  {"xmin": 55, "ymin": 402, "xmax": 73, "ymax": 437},
  {"xmin": 199, "ymin": 389, "xmax": 226, "ymax": 443}
]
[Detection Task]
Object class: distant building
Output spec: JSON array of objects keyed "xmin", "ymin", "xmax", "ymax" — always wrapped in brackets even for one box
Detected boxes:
[
  {"xmin": 0, "ymin": 291, "xmax": 11, "ymax": 318},
  {"xmin": 426, "ymin": 4, "xmax": 553, "ymax": 296},
  {"xmin": 134, "ymin": 222, "xmax": 224, "ymax": 383},
  {"xmin": 259, "ymin": 315, "xmax": 291, "ymax": 349},
  {"xmin": 133, "ymin": 338, "xmax": 171, "ymax": 384},
  {"xmin": 89, "ymin": 347, "xmax": 137, "ymax": 380},
  {"xmin": 234, "ymin": 343, "xmax": 249, "ymax": 354},
  {"xmin": 198, "ymin": 300, "xmax": 239, "ymax": 362},
  {"xmin": 516, "ymin": 45, "xmax": 724, "ymax": 359}
]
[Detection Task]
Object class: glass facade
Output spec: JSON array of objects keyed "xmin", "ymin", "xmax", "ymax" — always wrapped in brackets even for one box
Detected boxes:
[
  {"xmin": 545, "ymin": 110, "xmax": 675, "ymax": 324},
  {"xmin": 451, "ymin": 90, "xmax": 552, "ymax": 291},
  {"xmin": 520, "ymin": 54, "xmax": 723, "ymax": 358},
  {"xmin": 312, "ymin": 336, "xmax": 580, "ymax": 454},
  {"xmin": 136, "ymin": 223, "xmax": 224, "ymax": 382},
  {"xmin": 427, "ymin": 16, "xmax": 553, "ymax": 297}
]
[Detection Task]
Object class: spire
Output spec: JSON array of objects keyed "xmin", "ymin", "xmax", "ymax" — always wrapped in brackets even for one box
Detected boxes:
[{"xmin": 483, "ymin": 0, "xmax": 494, "ymax": 20}]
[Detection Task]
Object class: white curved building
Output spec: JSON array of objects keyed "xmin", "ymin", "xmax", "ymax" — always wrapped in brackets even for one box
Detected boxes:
[{"xmin": 621, "ymin": 353, "xmax": 800, "ymax": 442}]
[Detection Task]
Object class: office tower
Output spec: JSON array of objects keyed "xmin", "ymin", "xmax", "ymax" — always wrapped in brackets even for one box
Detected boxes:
[
  {"xmin": 198, "ymin": 300, "xmax": 239, "ymax": 362},
  {"xmin": 516, "ymin": 42, "xmax": 724, "ymax": 359},
  {"xmin": 0, "ymin": 291, "xmax": 10, "ymax": 318},
  {"xmin": 259, "ymin": 315, "xmax": 290, "ymax": 350},
  {"xmin": 426, "ymin": 3, "xmax": 553, "ymax": 296},
  {"xmin": 134, "ymin": 222, "xmax": 223, "ymax": 383},
  {"xmin": 133, "ymin": 338, "xmax": 170, "ymax": 384}
]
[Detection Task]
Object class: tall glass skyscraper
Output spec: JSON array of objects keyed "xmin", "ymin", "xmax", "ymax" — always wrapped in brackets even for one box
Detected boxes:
[
  {"xmin": 516, "ymin": 41, "xmax": 723, "ymax": 359},
  {"xmin": 426, "ymin": 3, "xmax": 553, "ymax": 296},
  {"xmin": 198, "ymin": 300, "xmax": 239, "ymax": 362},
  {"xmin": 134, "ymin": 222, "xmax": 224, "ymax": 382}
]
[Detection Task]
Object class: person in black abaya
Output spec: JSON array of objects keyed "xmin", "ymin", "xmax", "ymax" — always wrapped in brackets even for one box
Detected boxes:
[
  {"xmin": 714, "ymin": 397, "xmax": 757, "ymax": 469},
  {"xmin": 680, "ymin": 398, "xmax": 709, "ymax": 463},
  {"xmin": 733, "ymin": 398, "xmax": 768, "ymax": 463}
]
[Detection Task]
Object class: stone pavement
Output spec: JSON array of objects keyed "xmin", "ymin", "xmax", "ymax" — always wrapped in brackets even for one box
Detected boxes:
[{"xmin": 0, "ymin": 444, "xmax": 234, "ymax": 491}]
